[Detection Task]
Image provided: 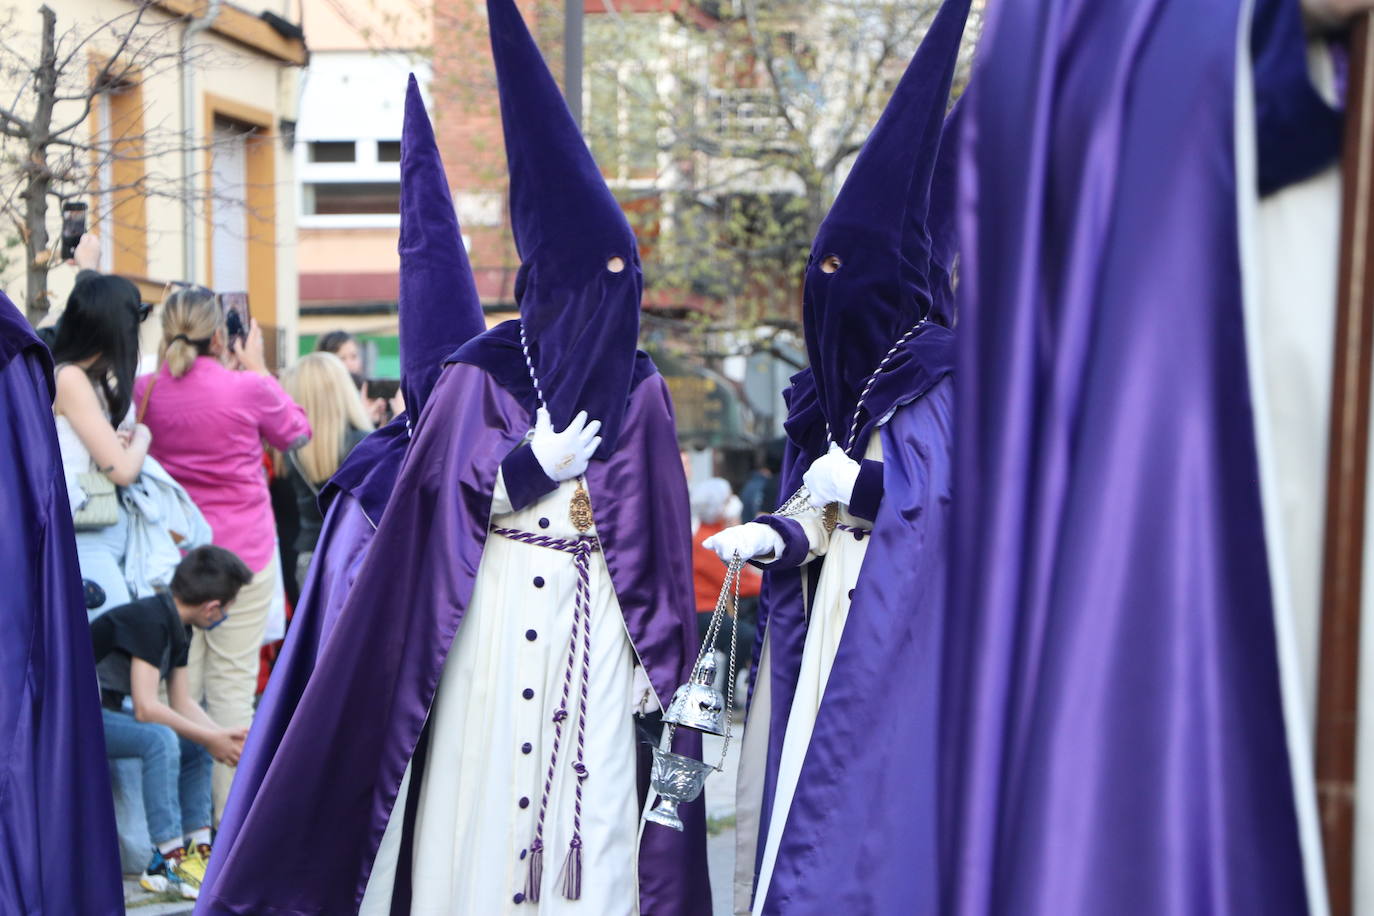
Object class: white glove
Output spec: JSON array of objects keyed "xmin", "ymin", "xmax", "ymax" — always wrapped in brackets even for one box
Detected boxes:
[
  {"xmin": 702, "ymin": 522, "xmax": 785, "ymax": 563},
  {"xmin": 803, "ymin": 443, "xmax": 861, "ymax": 508},
  {"xmin": 530, "ymin": 407, "xmax": 602, "ymax": 482}
]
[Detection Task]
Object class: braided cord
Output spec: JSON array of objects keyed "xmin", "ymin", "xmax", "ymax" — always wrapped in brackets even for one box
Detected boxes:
[
  {"xmin": 840, "ymin": 319, "xmax": 925, "ymax": 454},
  {"xmin": 789, "ymin": 320, "xmax": 927, "ymax": 512},
  {"xmin": 518, "ymin": 321, "xmax": 549, "ymax": 413},
  {"xmin": 492, "ymin": 525, "xmax": 598, "ymax": 902}
]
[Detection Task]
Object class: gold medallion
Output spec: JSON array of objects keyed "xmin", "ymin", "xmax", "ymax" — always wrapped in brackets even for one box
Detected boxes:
[
  {"xmin": 570, "ymin": 480, "xmax": 594, "ymax": 532},
  {"xmin": 822, "ymin": 502, "xmax": 839, "ymax": 534}
]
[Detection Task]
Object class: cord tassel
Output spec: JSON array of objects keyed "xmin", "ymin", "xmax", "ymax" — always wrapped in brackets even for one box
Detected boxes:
[
  {"xmin": 560, "ymin": 839, "xmax": 583, "ymax": 900},
  {"xmin": 525, "ymin": 842, "xmax": 544, "ymax": 903}
]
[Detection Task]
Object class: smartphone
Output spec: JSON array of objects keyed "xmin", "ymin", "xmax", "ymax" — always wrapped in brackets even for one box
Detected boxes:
[
  {"xmin": 366, "ymin": 378, "xmax": 400, "ymax": 402},
  {"xmin": 217, "ymin": 291, "xmax": 251, "ymax": 346},
  {"xmin": 61, "ymin": 201, "xmax": 88, "ymax": 261}
]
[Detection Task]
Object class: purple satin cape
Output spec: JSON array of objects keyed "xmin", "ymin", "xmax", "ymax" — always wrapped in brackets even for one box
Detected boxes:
[
  {"xmin": 0, "ymin": 298, "xmax": 122, "ymax": 914},
  {"xmin": 940, "ymin": 0, "xmax": 1309, "ymax": 912},
  {"xmin": 199, "ymin": 491, "xmax": 376, "ymax": 904},
  {"xmin": 197, "ymin": 361, "xmax": 708, "ymax": 915},
  {"xmin": 745, "ymin": 379, "xmax": 953, "ymax": 915}
]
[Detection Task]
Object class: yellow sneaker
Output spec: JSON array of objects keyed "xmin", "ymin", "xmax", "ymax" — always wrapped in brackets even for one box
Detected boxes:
[{"xmin": 171, "ymin": 847, "xmax": 204, "ymax": 899}]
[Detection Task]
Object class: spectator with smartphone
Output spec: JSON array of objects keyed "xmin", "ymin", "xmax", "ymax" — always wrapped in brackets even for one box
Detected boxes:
[
  {"xmin": 313, "ymin": 329, "xmax": 363, "ymax": 375},
  {"xmin": 92, "ymin": 545, "xmax": 254, "ymax": 901},
  {"xmin": 280, "ymin": 351, "xmax": 373, "ymax": 586},
  {"xmin": 315, "ymin": 328, "xmax": 404, "ymax": 425},
  {"xmin": 134, "ymin": 285, "xmax": 310, "ymax": 822},
  {"xmin": 50, "ymin": 234, "xmax": 154, "ymax": 616}
]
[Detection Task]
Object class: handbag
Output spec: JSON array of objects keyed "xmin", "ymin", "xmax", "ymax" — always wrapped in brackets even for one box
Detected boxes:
[{"xmin": 73, "ymin": 469, "xmax": 119, "ymax": 530}]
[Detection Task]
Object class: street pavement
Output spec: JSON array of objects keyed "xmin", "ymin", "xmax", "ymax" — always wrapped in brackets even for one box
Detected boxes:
[
  {"xmin": 120, "ymin": 718, "xmax": 746, "ymax": 914},
  {"xmin": 121, "ymin": 877, "xmax": 194, "ymax": 914}
]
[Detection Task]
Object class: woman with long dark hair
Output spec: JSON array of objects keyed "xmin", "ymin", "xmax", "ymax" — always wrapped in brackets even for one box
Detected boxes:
[{"xmin": 51, "ymin": 272, "xmax": 152, "ymax": 616}]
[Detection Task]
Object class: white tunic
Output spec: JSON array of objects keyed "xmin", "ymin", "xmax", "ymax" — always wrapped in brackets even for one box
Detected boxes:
[
  {"xmin": 362, "ymin": 474, "xmax": 647, "ymax": 915},
  {"xmin": 751, "ymin": 436, "xmax": 882, "ymax": 914}
]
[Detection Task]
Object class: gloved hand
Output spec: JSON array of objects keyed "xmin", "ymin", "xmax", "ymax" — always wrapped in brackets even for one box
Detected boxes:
[
  {"xmin": 529, "ymin": 407, "xmax": 602, "ymax": 482},
  {"xmin": 803, "ymin": 443, "xmax": 861, "ymax": 508},
  {"xmin": 702, "ymin": 522, "xmax": 785, "ymax": 563}
]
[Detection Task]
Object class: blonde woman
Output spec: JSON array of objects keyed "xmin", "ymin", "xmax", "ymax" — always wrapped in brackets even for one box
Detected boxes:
[
  {"xmin": 133, "ymin": 285, "xmax": 310, "ymax": 824},
  {"xmin": 280, "ymin": 352, "xmax": 373, "ymax": 586}
]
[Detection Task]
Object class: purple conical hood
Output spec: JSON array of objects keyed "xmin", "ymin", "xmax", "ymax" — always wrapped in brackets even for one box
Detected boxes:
[
  {"xmin": 399, "ymin": 73, "xmax": 485, "ymax": 419},
  {"xmin": 486, "ymin": 0, "xmax": 642, "ymax": 456},
  {"xmin": 927, "ymin": 100, "xmax": 964, "ymax": 329},
  {"xmin": 801, "ymin": 0, "xmax": 969, "ymax": 453}
]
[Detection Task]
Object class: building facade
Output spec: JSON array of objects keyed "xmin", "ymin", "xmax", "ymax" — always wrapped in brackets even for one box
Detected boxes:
[{"xmin": 0, "ymin": 0, "xmax": 307, "ymax": 369}]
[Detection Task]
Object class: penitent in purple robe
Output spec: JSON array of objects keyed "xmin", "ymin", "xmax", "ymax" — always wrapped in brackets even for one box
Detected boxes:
[
  {"xmin": 939, "ymin": 0, "xmax": 1337, "ymax": 912},
  {"xmin": 733, "ymin": 2, "xmax": 968, "ymax": 913},
  {"xmin": 0, "ymin": 292, "xmax": 122, "ymax": 914},
  {"xmin": 200, "ymin": 75, "xmax": 488, "ymax": 908},
  {"xmin": 199, "ymin": 0, "xmax": 710, "ymax": 909},
  {"xmin": 196, "ymin": 360, "xmax": 707, "ymax": 915}
]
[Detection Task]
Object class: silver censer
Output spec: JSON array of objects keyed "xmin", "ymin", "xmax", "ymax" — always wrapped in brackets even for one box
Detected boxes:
[{"xmin": 644, "ymin": 555, "xmax": 746, "ymax": 831}]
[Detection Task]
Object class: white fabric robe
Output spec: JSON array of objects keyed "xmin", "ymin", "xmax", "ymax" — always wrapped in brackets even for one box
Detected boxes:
[{"xmin": 361, "ymin": 473, "xmax": 652, "ymax": 915}]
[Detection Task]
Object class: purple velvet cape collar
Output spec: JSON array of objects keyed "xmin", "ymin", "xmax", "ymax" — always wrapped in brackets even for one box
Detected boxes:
[
  {"xmin": 197, "ymin": 360, "xmax": 709, "ymax": 915},
  {"xmin": 782, "ymin": 324, "xmax": 954, "ymax": 464},
  {"xmin": 448, "ymin": 318, "xmax": 659, "ymax": 428}
]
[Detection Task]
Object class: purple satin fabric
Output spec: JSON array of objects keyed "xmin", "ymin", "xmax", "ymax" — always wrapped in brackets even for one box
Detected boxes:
[
  {"xmin": 200, "ymin": 493, "xmax": 376, "ymax": 905},
  {"xmin": 749, "ymin": 380, "xmax": 953, "ymax": 915},
  {"xmin": 0, "ymin": 299, "xmax": 122, "ymax": 914},
  {"xmin": 941, "ymin": 0, "xmax": 1308, "ymax": 912},
  {"xmin": 197, "ymin": 362, "xmax": 707, "ymax": 915}
]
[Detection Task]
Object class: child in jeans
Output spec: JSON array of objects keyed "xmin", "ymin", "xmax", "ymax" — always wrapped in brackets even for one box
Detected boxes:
[{"xmin": 91, "ymin": 545, "xmax": 252, "ymax": 899}]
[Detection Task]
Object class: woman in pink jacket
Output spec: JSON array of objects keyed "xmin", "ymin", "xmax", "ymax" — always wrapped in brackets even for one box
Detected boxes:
[{"xmin": 134, "ymin": 286, "xmax": 310, "ymax": 823}]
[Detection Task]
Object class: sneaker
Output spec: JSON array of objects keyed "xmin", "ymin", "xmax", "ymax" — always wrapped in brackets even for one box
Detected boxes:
[
  {"xmin": 139, "ymin": 848, "xmax": 185, "ymax": 897},
  {"xmin": 177, "ymin": 844, "xmax": 210, "ymax": 890}
]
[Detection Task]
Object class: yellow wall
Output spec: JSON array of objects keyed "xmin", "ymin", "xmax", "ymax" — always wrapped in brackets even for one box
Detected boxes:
[{"xmin": 298, "ymin": 228, "xmax": 401, "ymax": 274}]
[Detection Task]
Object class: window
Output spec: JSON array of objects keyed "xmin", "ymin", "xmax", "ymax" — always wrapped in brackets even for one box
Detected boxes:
[
  {"xmin": 309, "ymin": 141, "xmax": 356, "ymax": 163},
  {"xmin": 211, "ymin": 118, "xmax": 250, "ymax": 292},
  {"xmin": 89, "ymin": 72, "xmax": 148, "ymax": 276},
  {"xmin": 298, "ymin": 133, "xmax": 402, "ymax": 224},
  {"xmin": 303, "ymin": 182, "xmax": 401, "ymax": 216},
  {"xmin": 587, "ymin": 65, "xmax": 659, "ymax": 183}
]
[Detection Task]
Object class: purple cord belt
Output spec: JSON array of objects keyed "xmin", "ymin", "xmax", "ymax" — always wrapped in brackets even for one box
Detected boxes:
[{"xmin": 490, "ymin": 525, "xmax": 601, "ymax": 903}]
